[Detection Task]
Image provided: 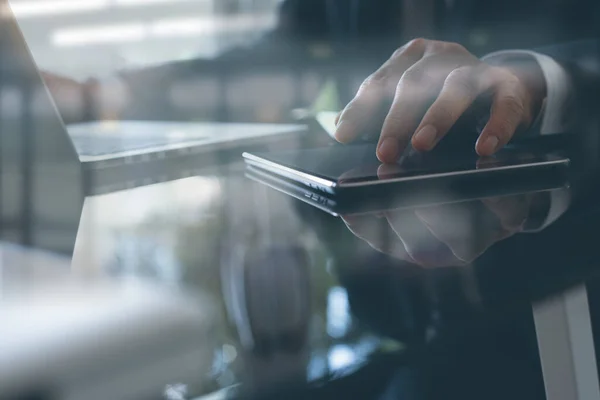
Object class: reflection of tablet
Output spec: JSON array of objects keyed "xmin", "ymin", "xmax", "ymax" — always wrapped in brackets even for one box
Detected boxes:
[{"xmin": 242, "ymin": 144, "xmax": 570, "ymax": 198}]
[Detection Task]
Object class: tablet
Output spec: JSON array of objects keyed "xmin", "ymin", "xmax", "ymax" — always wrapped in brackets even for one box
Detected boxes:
[
  {"xmin": 245, "ymin": 163, "xmax": 567, "ymax": 216},
  {"xmin": 242, "ymin": 144, "xmax": 570, "ymax": 198}
]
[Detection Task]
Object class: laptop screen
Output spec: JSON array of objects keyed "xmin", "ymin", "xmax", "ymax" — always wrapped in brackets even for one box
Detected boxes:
[{"xmin": 0, "ymin": 1, "xmax": 84, "ymax": 254}]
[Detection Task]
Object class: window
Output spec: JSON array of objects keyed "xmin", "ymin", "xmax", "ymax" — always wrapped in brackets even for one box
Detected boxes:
[{"xmin": 11, "ymin": 0, "xmax": 282, "ymax": 79}]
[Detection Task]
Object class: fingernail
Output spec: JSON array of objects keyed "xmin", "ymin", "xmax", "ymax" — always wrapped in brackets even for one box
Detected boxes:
[
  {"xmin": 480, "ymin": 136, "xmax": 499, "ymax": 155},
  {"xmin": 378, "ymin": 138, "xmax": 400, "ymax": 162},
  {"xmin": 413, "ymin": 125, "xmax": 438, "ymax": 150}
]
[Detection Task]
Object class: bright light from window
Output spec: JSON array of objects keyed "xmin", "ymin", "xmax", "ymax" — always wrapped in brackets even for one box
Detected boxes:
[
  {"xmin": 52, "ymin": 14, "xmax": 277, "ymax": 47},
  {"xmin": 151, "ymin": 17, "xmax": 213, "ymax": 38},
  {"xmin": 114, "ymin": 0, "xmax": 200, "ymax": 6},
  {"xmin": 9, "ymin": 0, "xmax": 109, "ymax": 18},
  {"xmin": 7, "ymin": 0, "xmax": 208, "ymax": 19},
  {"xmin": 52, "ymin": 24, "xmax": 147, "ymax": 47}
]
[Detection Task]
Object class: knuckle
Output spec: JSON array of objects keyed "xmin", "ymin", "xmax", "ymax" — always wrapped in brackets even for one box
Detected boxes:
[
  {"xmin": 490, "ymin": 66, "xmax": 520, "ymax": 84},
  {"xmin": 499, "ymin": 95, "xmax": 526, "ymax": 116},
  {"xmin": 358, "ymin": 73, "xmax": 387, "ymax": 94},
  {"xmin": 444, "ymin": 41, "xmax": 467, "ymax": 53},
  {"xmin": 445, "ymin": 66, "xmax": 477, "ymax": 92},
  {"xmin": 364, "ymin": 69, "xmax": 389, "ymax": 86},
  {"xmin": 400, "ymin": 67, "xmax": 427, "ymax": 85},
  {"xmin": 406, "ymin": 37, "xmax": 427, "ymax": 49},
  {"xmin": 390, "ymin": 47, "xmax": 406, "ymax": 60}
]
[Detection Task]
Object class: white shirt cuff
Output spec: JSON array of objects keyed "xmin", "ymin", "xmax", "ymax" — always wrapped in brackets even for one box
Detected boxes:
[{"xmin": 483, "ymin": 50, "xmax": 573, "ymax": 135}]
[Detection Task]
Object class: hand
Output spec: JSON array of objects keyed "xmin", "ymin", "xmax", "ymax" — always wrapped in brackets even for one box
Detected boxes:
[
  {"xmin": 341, "ymin": 193, "xmax": 545, "ymax": 268},
  {"xmin": 334, "ymin": 39, "xmax": 547, "ymax": 162},
  {"xmin": 41, "ymin": 72, "xmax": 87, "ymax": 124},
  {"xmin": 42, "ymin": 72, "xmax": 128, "ymax": 123}
]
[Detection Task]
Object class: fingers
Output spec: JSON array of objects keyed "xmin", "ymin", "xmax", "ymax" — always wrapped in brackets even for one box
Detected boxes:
[
  {"xmin": 412, "ymin": 66, "xmax": 527, "ymax": 155},
  {"xmin": 377, "ymin": 58, "xmax": 466, "ymax": 163},
  {"xmin": 384, "ymin": 210, "xmax": 458, "ymax": 267},
  {"xmin": 377, "ymin": 163, "xmax": 405, "ymax": 179},
  {"xmin": 393, "ymin": 64, "xmax": 529, "ymax": 158},
  {"xmin": 335, "ymin": 40, "xmax": 425, "ymax": 144},
  {"xmin": 334, "ymin": 79, "xmax": 387, "ymax": 143},
  {"xmin": 476, "ymin": 73, "xmax": 528, "ymax": 156},
  {"xmin": 337, "ymin": 39, "xmax": 533, "ymax": 158},
  {"xmin": 414, "ymin": 202, "xmax": 510, "ymax": 263},
  {"xmin": 411, "ymin": 65, "xmax": 483, "ymax": 151},
  {"xmin": 341, "ymin": 214, "xmax": 415, "ymax": 261},
  {"xmin": 481, "ymin": 194, "xmax": 530, "ymax": 232}
]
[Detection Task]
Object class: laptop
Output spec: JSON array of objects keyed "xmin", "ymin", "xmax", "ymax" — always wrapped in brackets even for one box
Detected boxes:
[
  {"xmin": 0, "ymin": 0, "xmax": 305, "ymax": 254},
  {"xmin": 6, "ymin": 0, "xmax": 308, "ymax": 180}
]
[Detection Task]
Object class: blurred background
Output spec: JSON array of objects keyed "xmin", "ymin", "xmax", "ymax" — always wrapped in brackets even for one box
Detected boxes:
[
  {"xmin": 14, "ymin": 0, "xmax": 596, "ymax": 124},
  {"xmin": 14, "ymin": 0, "xmax": 282, "ymax": 79}
]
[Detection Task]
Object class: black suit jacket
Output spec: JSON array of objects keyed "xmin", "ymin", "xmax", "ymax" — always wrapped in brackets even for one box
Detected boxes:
[
  {"xmin": 276, "ymin": 0, "xmax": 600, "ymax": 52},
  {"xmin": 537, "ymin": 40, "xmax": 600, "ymax": 126}
]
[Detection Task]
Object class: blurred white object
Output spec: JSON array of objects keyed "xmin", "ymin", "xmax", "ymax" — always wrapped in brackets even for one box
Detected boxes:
[
  {"xmin": 316, "ymin": 111, "xmax": 339, "ymax": 139},
  {"xmin": 0, "ymin": 243, "xmax": 215, "ymax": 400}
]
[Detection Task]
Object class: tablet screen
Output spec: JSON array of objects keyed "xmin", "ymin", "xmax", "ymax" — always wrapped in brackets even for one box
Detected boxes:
[{"xmin": 252, "ymin": 144, "xmax": 566, "ymax": 185}]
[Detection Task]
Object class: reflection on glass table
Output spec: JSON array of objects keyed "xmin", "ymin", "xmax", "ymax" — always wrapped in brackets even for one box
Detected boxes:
[
  {"xmin": 70, "ymin": 165, "xmax": 593, "ymax": 400},
  {"xmin": 341, "ymin": 188, "xmax": 571, "ymax": 268},
  {"xmin": 0, "ymin": 243, "xmax": 215, "ymax": 400},
  {"xmin": 72, "ymin": 172, "xmax": 393, "ymax": 398}
]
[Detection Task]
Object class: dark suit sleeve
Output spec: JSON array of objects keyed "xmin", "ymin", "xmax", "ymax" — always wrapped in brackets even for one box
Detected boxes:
[
  {"xmin": 536, "ymin": 40, "xmax": 600, "ymax": 131},
  {"xmin": 483, "ymin": 39, "xmax": 600, "ymax": 136}
]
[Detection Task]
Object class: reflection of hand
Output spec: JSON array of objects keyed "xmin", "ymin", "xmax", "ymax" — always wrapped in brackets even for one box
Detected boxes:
[
  {"xmin": 41, "ymin": 72, "xmax": 128, "ymax": 123},
  {"xmin": 334, "ymin": 39, "xmax": 546, "ymax": 162},
  {"xmin": 341, "ymin": 193, "xmax": 542, "ymax": 268},
  {"xmin": 41, "ymin": 72, "xmax": 87, "ymax": 124}
]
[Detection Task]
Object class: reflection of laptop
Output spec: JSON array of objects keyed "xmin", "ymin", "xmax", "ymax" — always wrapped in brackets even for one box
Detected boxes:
[
  {"xmin": 6, "ymin": 0, "xmax": 307, "ymax": 174},
  {"xmin": 0, "ymin": 1, "xmax": 306, "ymax": 253},
  {"xmin": 67, "ymin": 121, "xmax": 306, "ymax": 164}
]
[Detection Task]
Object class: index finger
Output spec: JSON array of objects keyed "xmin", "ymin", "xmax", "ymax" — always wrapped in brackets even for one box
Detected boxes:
[{"xmin": 335, "ymin": 42, "xmax": 424, "ymax": 143}]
